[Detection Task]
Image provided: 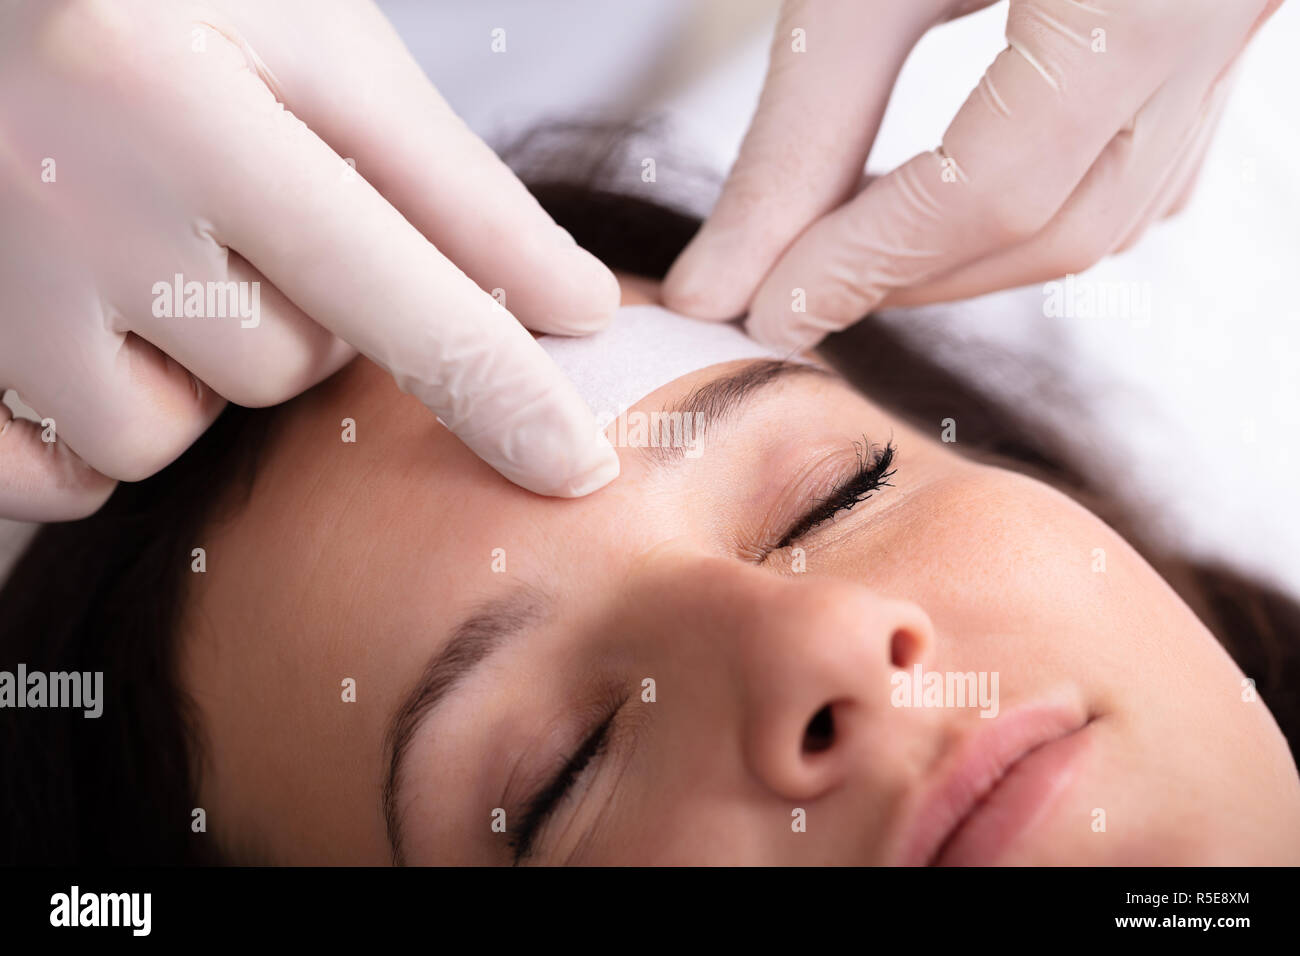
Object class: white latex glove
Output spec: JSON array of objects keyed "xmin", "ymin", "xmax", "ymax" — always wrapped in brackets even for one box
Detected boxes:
[
  {"xmin": 0, "ymin": 0, "xmax": 622, "ymax": 522},
  {"xmin": 664, "ymin": 0, "xmax": 1284, "ymax": 352}
]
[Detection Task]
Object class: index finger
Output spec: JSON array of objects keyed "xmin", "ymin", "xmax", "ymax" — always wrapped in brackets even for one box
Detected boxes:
[
  {"xmin": 183, "ymin": 53, "xmax": 620, "ymax": 497},
  {"xmin": 215, "ymin": 0, "xmax": 621, "ymax": 337}
]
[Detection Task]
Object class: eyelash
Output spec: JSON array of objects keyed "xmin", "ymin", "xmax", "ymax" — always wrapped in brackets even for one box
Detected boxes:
[
  {"xmin": 774, "ymin": 437, "xmax": 897, "ymax": 550},
  {"xmin": 508, "ymin": 691, "xmax": 625, "ymax": 865},
  {"xmin": 506, "ymin": 438, "xmax": 897, "ymax": 862}
]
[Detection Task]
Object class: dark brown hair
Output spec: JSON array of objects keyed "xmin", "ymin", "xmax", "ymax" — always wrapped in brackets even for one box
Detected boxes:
[{"xmin": 2, "ymin": 126, "xmax": 1296, "ymax": 864}]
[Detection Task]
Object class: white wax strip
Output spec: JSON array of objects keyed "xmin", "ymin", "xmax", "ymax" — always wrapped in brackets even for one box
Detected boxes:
[{"xmin": 538, "ymin": 305, "xmax": 789, "ymax": 426}]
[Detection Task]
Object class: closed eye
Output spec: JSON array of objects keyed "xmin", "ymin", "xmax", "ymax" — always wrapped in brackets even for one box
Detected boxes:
[
  {"xmin": 775, "ymin": 438, "xmax": 896, "ymax": 550},
  {"xmin": 508, "ymin": 694, "xmax": 623, "ymax": 864}
]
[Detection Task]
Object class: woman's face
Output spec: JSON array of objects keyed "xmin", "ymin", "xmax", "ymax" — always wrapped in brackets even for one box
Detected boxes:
[{"xmin": 181, "ymin": 277, "xmax": 1300, "ymax": 865}]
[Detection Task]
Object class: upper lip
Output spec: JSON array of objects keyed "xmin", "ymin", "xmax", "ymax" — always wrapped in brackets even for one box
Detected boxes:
[{"xmin": 895, "ymin": 704, "xmax": 1092, "ymax": 866}]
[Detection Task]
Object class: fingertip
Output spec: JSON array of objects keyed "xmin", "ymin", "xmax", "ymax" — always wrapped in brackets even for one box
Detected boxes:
[
  {"xmin": 662, "ymin": 243, "xmax": 749, "ymax": 322},
  {"xmin": 550, "ymin": 437, "xmax": 621, "ymax": 497},
  {"xmin": 460, "ymin": 383, "xmax": 623, "ymax": 498},
  {"xmin": 45, "ymin": 470, "xmax": 118, "ymax": 522},
  {"xmin": 743, "ymin": 303, "xmax": 824, "ymax": 356},
  {"xmin": 500, "ymin": 432, "xmax": 621, "ymax": 498},
  {"xmin": 524, "ymin": 245, "xmax": 622, "ymax": 336},
  {"xmin": 576, "ymin": 248, "xmax": 622, "ymax": 330}
]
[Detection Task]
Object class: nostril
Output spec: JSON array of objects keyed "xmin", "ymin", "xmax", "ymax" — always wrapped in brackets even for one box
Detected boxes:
[
  {"xmin": 889, "ymin": 627, "xmax": 922, "ymax": 669},
  {"xmin": 803, "ymin": 704, "xmax": 835, "ymax": 753}
]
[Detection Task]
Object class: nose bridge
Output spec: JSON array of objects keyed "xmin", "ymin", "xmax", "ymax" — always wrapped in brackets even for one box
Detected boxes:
[{"xmin": 629, "ymin": 540, "xmax": 929, "ymax": 693}]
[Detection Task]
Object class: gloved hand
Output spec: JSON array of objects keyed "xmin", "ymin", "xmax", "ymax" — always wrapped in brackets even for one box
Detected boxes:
[
  {"xmin": 664, "ymin": 0, "xmax": 1284, "ymax": 352},
  {"xmin": 0, "ymin": 0, "xmax": 621, "ymax": 522}
]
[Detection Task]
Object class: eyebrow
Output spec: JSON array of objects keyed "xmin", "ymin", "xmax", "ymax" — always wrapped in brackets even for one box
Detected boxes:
[
  {"xmin": 381, "ymin": 358, "xmax": 836, "ymax": 862},
  {"xmin": 382, "ymin": 587, "xmax": 547, "ymax": 863},
  {"xmin": 635, "ymin": 359, "xmax": 833, "ymax": 466}
]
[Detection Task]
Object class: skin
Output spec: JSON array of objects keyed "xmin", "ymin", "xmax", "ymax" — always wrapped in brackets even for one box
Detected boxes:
[{"xmin": 181, "ymin": 274, "xmax": 1300, "ymax": 865}]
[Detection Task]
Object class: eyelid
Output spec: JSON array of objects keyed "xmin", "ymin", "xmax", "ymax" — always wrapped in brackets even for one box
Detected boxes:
[
  {"xmin": 740, "ymin": 445, "xmax": 859, "ymax": 561},
  {"xmin": 768, "ymin": 437, "xmax": 896, "ymax": 555},
  {"xmin": 508, "ymin": 686, "xmax": 628, "ymax": 864}
]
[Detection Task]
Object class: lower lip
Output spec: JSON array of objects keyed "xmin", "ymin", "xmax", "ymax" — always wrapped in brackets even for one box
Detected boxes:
[{"xmin": 933, "ymin": 722, "xmax": 1091, "ymax": 866}]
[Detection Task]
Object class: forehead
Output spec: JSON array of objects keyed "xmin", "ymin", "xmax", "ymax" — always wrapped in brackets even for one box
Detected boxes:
[{"xmin": 235, "ymin": 353, "xmax": 947, "ymax": 592}]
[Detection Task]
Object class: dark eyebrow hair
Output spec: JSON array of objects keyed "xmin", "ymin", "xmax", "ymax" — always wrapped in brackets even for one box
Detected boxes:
[
  {"xmin": 637, "ymin": 358, "xmax": 834, "ymax": 467},
  {"xmin": 382, "ymin": 587, "xmax": 547, "ymax": 864}
]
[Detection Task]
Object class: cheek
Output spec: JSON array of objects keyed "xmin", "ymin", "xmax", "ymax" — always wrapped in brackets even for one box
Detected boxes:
[
  {"xmin": 819, "ymin": 467, "xmax": 1211, "ymax": 693},
  {"xmin": 790, "ymin": 465, "xmax": 1300, "ymax": 862},
  {"xmin": 832, "ymin": 468, "xmax": 1293, "ymax": 790}
]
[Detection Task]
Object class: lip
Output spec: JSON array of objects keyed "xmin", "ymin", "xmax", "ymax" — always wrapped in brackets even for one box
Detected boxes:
[{"xmin": 896, "ymin": 705, "xmax": 1093, "ymax": 866}]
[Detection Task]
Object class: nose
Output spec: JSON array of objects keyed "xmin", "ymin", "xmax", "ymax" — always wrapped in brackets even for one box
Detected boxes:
[
  {"xmin": 632, "ymin": 542, "xmax": 936, "ymax": 803},
  {"xmin": 736, "ymin": 572, "xmax": 935, "ymax": 801}
]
